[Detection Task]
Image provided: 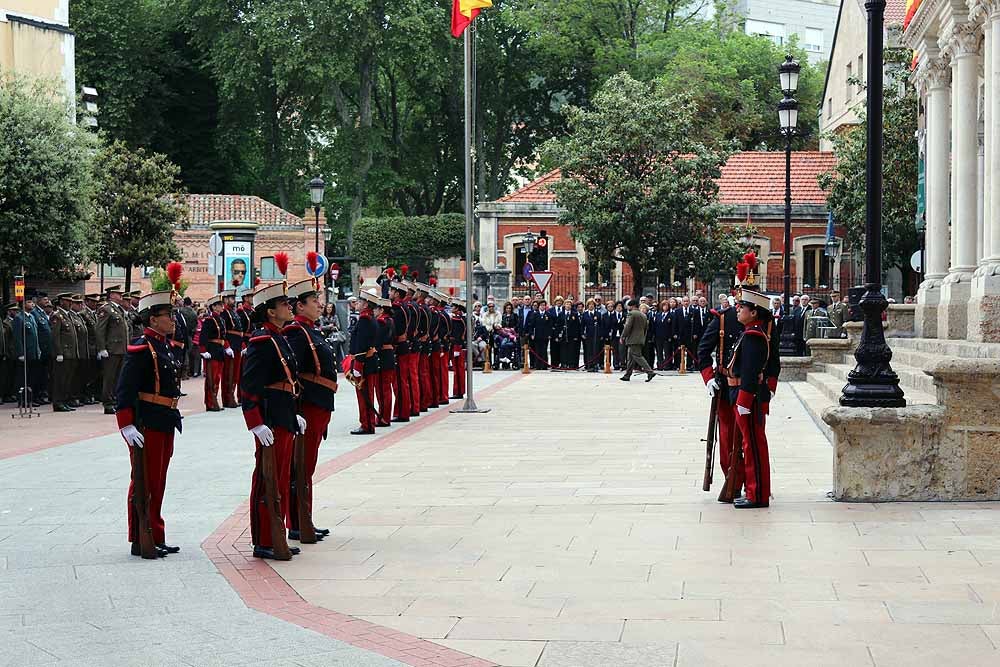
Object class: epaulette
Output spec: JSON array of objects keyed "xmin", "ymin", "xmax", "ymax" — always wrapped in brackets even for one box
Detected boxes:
[
  {"xmin": 743, "ymin": 328, "xmax": 767, "ymax": 339},
  {"xmin": 249, "ymin": 333, "xmax": 272, "ymax": 344},
  {"xmin": 127, "ymin": 338, "xmax": 148, "ymax": 353},
  {"xmin": 359, "ymin": 311, "xmax": 372, "ymax": 320}
]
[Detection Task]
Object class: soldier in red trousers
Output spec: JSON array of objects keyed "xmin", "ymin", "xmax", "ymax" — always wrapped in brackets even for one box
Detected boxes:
[
  {"xmin": 413, "ymin": 283, "xmax": 435, "ymax": 411},
  {"xmin": 115, "ymin": 290, "xmax": 183, "ymax": 558},
  {"xmin": 349, "ymin": 289, "xmax": 384, "ymax": 434},
  {"xmin": 450, "ymin": 296, "xmax": 467, "ymax": 399},
  {"xmin": 282, "ymin": 279, "xmax": 337, "ymax": 542},
  {"xmin": 198, "ymin": 294, "xmax": 231, "ymax": 411},
  {"xmin": 402, "ymin": 280, "xmax": 422, "ymax": 417},
  {"xmin": 220, "ymin": 289, "xmax": 243, "ymax": 408},
  {"xmin": 375, "ymin": 297, "xmax": 396, "ymax": 427},
  {"xmin": 698, "ymin": 294, "xmax": 743, "ymax": 482},
  {"xmin": 240, "ymin": 282, "xmax": 306, "ymax": 559},
  {"xmin": 389, "ymin": 280, "xmax": 412, "ymax": 422},
  {"xmin": 727, "ymin": 286, "xmax": 778, "ymax": 509},
  {"xmin": 430, "ymin": 290, "xmax": 452, "ymax": 405}
]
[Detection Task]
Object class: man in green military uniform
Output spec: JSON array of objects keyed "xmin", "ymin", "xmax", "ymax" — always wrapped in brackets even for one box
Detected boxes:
[
  {"xmin": 97, "ymin": 286, "xmax": 131, "ymax": 415},
  {"xmin": 127, "ymin": 291, "xmax": 144, "ymax": 339},
  {"xmin": 69, "ymin": 295, "xmax": 95, "ymax": 405},
  {"xmin": 826, "ymin": 291, "xmax": 847, "ymax": 338},
  {"xmin": 81, "ymin": 294, "xmax": 102, "ymax": 403},
  {"xmin": 620, "ymin": 299, "xmax": 656, "ymax": 382},
  {"xmin": 1, "ymin": 304, "xmax": 16, "ymax": 403},
  {"xmin": 50, "ymin": 293, "xmax": 80, "ymax": 412}
]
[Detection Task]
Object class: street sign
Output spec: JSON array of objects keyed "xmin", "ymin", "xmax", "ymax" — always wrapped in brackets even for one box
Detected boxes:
[
  {"xmin": 14, "ymin": 276, "xmax": 24, "ymax": 302},
  {"xmin": 307, "ymin": 253, "xmax": 329, "ymax": 278},
  {"xmin": 523, "ymin": 261, "xmax": 534, "ymax": 279},
  {"xmin": 530, "ymin": 271, "xmax": 552, "ymax": 295},
  {"xmin": 330, "ymin": 262, "xmax": 341, "ymax": 282},
  {"xmin": 910, "ymin": 250, "xmax": 922, "ymax": 273},
  {"xmin": 209, "ymin": 233, "xmax": 221, "ymax": 254}
]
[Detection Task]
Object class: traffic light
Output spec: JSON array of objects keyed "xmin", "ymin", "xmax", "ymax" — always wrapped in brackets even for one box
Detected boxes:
[{"xmin": 530, "ymin": 230, "xmax": 549, "ymax": 270}]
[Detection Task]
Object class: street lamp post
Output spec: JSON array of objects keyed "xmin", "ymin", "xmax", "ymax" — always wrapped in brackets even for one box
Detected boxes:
[
  {"xmin": 309, "ymin": 177, "xmax": 326, "ymax": 255},
  {"xmin": 840, "ymin": 0, "xmax": 905, "ymax": 407},
  {"xmin": 778, "ymin": 54, "xmax": 800, "ymax": 356},
  {"xmin": 523, "ymin": 230, "xmax": 536, "ymax": 300}
]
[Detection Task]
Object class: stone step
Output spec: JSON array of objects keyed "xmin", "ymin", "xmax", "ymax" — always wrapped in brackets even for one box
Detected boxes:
[
  {"xmin": 787, "ymin": 381, "xmax": 834, "ymax": 443},
  {"xmin": 819, "ymin": 359, "xmax": 938, "ymax": 399},
  {"xmin": 805, "ymin": 368, "xmax": 937, "ymax": 408},
  {"xmin": 888, "ymin": 336, "xmax": 1000, "ymax": 359}
]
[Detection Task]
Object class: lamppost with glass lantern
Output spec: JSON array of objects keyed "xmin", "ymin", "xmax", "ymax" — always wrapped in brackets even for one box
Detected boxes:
[
  {"xmin": 522, "ymin": 230, "xmax": 536, "ymax": 298},
  {"xmin": 778, "ymin": 54, "xmax": 800, "ymax": 356},
  {"xmin": 309, "ymin": 177, "xmax": 325, "ymax": 255},
  {"xmin": 840, "ymin": 0, "xmax": 905, "ymax": 407}
]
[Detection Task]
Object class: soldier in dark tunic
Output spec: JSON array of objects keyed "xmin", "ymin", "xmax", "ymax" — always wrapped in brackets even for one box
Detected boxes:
[
  {"xmin": 349, "ymin": 289, "xmax": 385, "ymax": 434},
  {"xmin": 240, "ymin": 282, "xmax": 305, "ymax": 559},
  {"xmin": 449, "ymin": 297, "xmax": 468, "ymax": 398},
  {"xmin": 115, "ymin": 291, "xmax": 183, "ymax": 557},
  {"xmin": 198, "ymin": 295, "xmax": 231, "ymax": 412},
  {"xmin": 698, "ymin": 294, "xmax": 744, "ymax": 481}
]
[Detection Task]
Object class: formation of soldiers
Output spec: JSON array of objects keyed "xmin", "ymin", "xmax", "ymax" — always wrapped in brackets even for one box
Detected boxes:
[
  {"xmin": 0, "ymin": 287, "xmax": 144, "ymax": 412},
  {"xmin": 116, "ymin": 270, "xmax": 470, "ymax": 560}
]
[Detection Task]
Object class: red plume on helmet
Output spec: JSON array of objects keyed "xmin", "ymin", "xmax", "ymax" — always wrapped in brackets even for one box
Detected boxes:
[
  {"xmin": 736, "ymin": 262, "xmax": 749, "ymax": 284},
  {"xmin": 429, "ymin": 276, "xmax": 438, "ymax": 287},
  {"xmin": 274, "ymin": 252, "xmax": 289, "ymax": 277},
  {"xmin": 400, "ymin": 264, "xmax": 409, "ymax": 275},
  {"xmin": 306, "ymin": 251, "xmax": 319, "ymax": 274},
  {"xmin": 386, "ymin": 267, "xmax": 396, "ymax": 278},
  {"xmin": 166, "ymin": 261, "xmax": 183, "ymax": 293},
  {"xmin": 743, "ymin": 251, "xmax": 758, "ymax": 272},
  {"xmin": 254, "ymin": 277, "xmax": 261, "ymax": 287}
]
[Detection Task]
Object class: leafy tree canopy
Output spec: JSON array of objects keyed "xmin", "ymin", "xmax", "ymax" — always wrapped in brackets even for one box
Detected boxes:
[
  {"xmin": 542, "ymin": 72, "xmax": 742, "ymax": 296},
  {"xmin": 90, "ymin": 140, "xmax": 190, "ymax": 291},
  {"xmin": 0, "ymin": 72, "xmax": 97, "ymax": 288}
]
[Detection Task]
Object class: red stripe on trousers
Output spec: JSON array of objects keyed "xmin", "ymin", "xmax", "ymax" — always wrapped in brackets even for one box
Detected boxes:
[
  {"xmin": 204, "ymin": 359, "xmax": 223, "ymax": 409},
  {"xmin": 250, "ymin": 427, "xmax": 293, "ymax": 548},
  {"xmin": 392, "ymin": 354, "xmax": 412, "ymax": 419},
  {"xmin": 355, "ymin": 379, "xmax": 376, "ymax": 430},
  {"xmin": 127, "ymin": 428, "xmax": 174, "ymax": 545},
  {"xmin": 718, "ymin": 399, "xmax": 736, "ymax": 476}
]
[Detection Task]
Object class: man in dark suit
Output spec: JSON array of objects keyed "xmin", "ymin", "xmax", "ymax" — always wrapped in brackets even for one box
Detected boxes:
[
  {"xmin": 670, "ymin": 296, "xmax": 692, "ymax": 367},
  {"xmin": 532, "ymin": 300, "xmax": 551, "ymax": 369},
  {"xmin": 547, "ymin": 297, "xmax": 565, "ymax": 370},
  {"xmin": 515, "ymin": 296, "xmax": 536, "ymax": 369},
  {"xmin": 689, "ymin": 298, "xmax": 707, "ymax": 351},
  {"xmin": 653, "ymin": 303, "xmax": 672, "ymax": 370}
]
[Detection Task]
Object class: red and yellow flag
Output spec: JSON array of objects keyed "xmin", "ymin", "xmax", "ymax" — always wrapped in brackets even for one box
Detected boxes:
[
  {"xmin": 451, "ymin": 0, "xmax": 492, "ymax": 38},
  {"xmin": 904, "ymin": 0, "xmax": 922, "ymax": 29}
]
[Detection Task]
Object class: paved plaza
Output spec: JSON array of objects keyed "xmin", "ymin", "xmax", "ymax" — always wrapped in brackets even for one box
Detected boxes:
[{"xmin": 2, "ymin": 370, "xmax": 1000, "ymax": 666}]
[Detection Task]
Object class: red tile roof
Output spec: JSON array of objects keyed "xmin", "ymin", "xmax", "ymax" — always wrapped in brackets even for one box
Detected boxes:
[
  {"xmin": 886, "ymin": 0, "xmax": 907, "ymax": 25},
  {"xmin": 497, "ymin": 151, "xmax": 836, "ymax": 207},
  {"xmin": 184, "ymin": 194, "xmax": 303, "ymax": 227}
]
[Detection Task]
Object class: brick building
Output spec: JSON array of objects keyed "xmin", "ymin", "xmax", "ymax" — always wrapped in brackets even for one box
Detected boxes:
[
  {"xmin": 81, "ymin": 195, "xmax": 323, "ymax": 304},
  {"xmin": 476, "ymin": 150, "xmax": 848, "ymax": 302}
]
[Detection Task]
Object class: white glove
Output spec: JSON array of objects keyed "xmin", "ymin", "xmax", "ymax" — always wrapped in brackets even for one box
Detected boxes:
[
  {"xmin": 56, "ymin": 355, "xmax": 64, "ymax": 363},
  {"xmin": 201, "ymin": 352, "xmax": 212, "ymax": 360},
  {"xmin": 225, "ymin": 347, "xmax": 235, "ymax": 358},
  {"xmin": 352, "ymin": 369, "xmax": 362, "ymax": 378},
  {"xmin": 454, "ymin": 350, "xmax": 461, "ymax": 358},
  {"xmin": 98, "ymin": 350, "xmax": 109, "ymax": 360},
  {"xmin": 296, "ymin": 414, "xmax": 307, "ymax": 434},
  {"xmin": 251, "ymin": 424, "xmax": 274, "ymax": 447},
  {"xmin": 121, "ymin": 425, "xmax": 144, "ymax": 448},
  {"xmin": 706, "ymin": 377, "xmax": 719, "ymax": 398},
  {"xmin": 737, "ymin": 405, "xmax": 751, "ymax": 416},
  {"xmin": 17, "ymin": 356, "xmax": 24, "ymax": 362}
]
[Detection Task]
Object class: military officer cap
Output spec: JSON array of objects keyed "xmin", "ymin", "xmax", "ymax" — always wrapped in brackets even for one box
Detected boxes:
[
  {"xmin": 56, "ymin": 292, "xmax": 74, "ymax": 302},
  {"xmin": 105, "ymin": 285, "xmax": 124, "ymax": 295},
  {"xmin": 85, "ymin": 293, "xmax": 101, "ymax": 302},
  {"xmin": 205, "ymin": 294, "xmax": 224, "ymax": 307},
  {"xmin": 451, "ymin": 296, "xmax": 467, "ymax": 309},
  {"xmin": 137, "ymin": 290, "xmax": 174, "ymax": 315},
  {"xmin": 221, "ymin": 289, "xmax": 237, "ymax": 298},
  {"xmin": 429, "ymin": 289, "xmax": 450, "ymax": 303},
  {"xmin": 286, "ymin": 278, "xmax": 319, "ymax": 302},
  {"xmin": 2, "ymin": 303, "xmax": 17, "ymax": 312},
  {"xmin": 71, "ymin": 294, "xmax": 84, "ymax": 303},
  {"xmin": 389, "ymin": 280, "xmax": 409, "ymax": 292},
  {"xmin": 359, "ymin": 288, "xmax": 390, "ymax": 308},
  {"xmin": 734, "ymin": 287, "xmax": 770, "ymax": 310},
  {"xmin": 412, "ymin": 282, "xmax": 431, "ymax": 294},
  {"xmin": 251, "ymin": 282, "xmax": 288, "ymax": 312}
]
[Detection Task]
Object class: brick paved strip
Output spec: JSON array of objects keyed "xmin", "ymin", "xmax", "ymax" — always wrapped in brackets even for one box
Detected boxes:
[{"xmin": 203, "ymin": 374, "xmax": 523, "ymax": 667}]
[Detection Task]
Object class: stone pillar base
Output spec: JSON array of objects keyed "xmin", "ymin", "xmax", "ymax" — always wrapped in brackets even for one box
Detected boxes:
[
  {"xmin": 886, "ymin": 304, "xmax": 916, "ymax": 337},
  {"xmin": 938, "ymin": 274, "xmax": 973, "ymax": 340},
  {"xmin": 823, "ymin": 357, "xmax": 1000, "ymax": 501},
  {"xmin": 915, "ymin": 279, "xmax": 942, "ymax": 338},
  {"xmin": 806, "ymin": 338, "xmax": 852, "ymax": 366},
  {"xmin": 967, "ymin": 264, "xmax": 1000, "ymax": 342},
  {"xmin": 776, "ymin": 355, "xmax": 812, "ymax": 381}
]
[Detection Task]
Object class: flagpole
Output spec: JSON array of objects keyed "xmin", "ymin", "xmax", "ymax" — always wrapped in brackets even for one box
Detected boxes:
[{"xmin": 454, "ymin": 20, "xmax": 489, "ymax": 414}]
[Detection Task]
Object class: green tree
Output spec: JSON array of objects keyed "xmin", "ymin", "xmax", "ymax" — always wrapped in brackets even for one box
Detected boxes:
[
  {"xmin": 90, "ymin": 141, "xmax": 189, "ymax": 292},
  {"xmin": 542, "ymin": 72, "xmax": 740, "ymax": 297},
  {"xmin": 818, "ymin": 53, "xmax": 917, "ymax": 285},
  {"xmin": 0, "ymin": 72, "xmax": 97, "ymax": 299},
  {"xmin": 351, "ymin": 214, "xmax": 465, "ymax": 267}
]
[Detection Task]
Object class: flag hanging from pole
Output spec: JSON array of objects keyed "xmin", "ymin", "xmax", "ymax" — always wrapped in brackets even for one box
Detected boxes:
[{"xmin": 450, "ymin": 0, "xmax": 492, "ymax": 38}]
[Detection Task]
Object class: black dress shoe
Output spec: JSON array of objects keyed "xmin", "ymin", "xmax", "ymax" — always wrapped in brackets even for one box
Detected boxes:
[
  {"xmin": 391, "ymin": 417, "xmax": 410, "ymax": 423},
  {"xmin": 619, "ymin": 376, "xmax": 631, "ymax": 382},
  {"xmin": 130, "ymin": 543, "xmax": 167, "ymax": 558},
  {"xmin": 68, "ymin": 400, "xmax": 81, "ymax": 408},
  {"xmin": 645, "ymin": 372, "xmax": 656, "ymax": 382},
  {"xmin": 376, "ymin": 421, "xmax": 391, "ymax": 428},
  {"xmin": 53, "ymin": 404, "xmax": 73, "ymax": 412},
  {"xmin": 156, "ymin": 544, "xmax": 180, "ymax": 553},
  {"xmin": 288, "ymin": 529, "xmax": 300, "ymax": 540},
  {"xmin": 104, "ymin": 406, "xmax": 116, "ymax": 415},
  {"xmin": 207, "ymin": 407, "xmax": 223, "ymax": 412},
  {"xmin": 350, "ymin": 428, "xmax": 375, "ymax": 435},
  {"xmin": 289, "ymin": 546, "xmax": 301, "ymax": 555},
  {"xmin": 178, "ymin": 392, "xmax": 187, "ymax": 397},
  {"xmin": 314, "ymin": 527, "xmax": 330, "ymax": 536},
  {"xmin": 252, "ymin": 546, "xmax": 291, "ymax": 561},
  {"xmin": 733, "ymin": 498, "xmax": 769, "ymax": 509}
]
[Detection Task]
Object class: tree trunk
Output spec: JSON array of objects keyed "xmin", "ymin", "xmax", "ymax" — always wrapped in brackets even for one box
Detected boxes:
[
  {"xmin": 124, "ymin": 267, "xmax": 133, "ymax": 293},
  {"xmin": 629, "ymin": 261, "xmax": 642, "ymax": 300}
]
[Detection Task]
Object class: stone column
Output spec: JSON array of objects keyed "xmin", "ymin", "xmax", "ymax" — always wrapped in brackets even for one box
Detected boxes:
[
  {"xmin": 916, "ymin": 59, "xmax": 952, "ymax": 338},
  {"xmin": 477, "ymin": 214, "xmax": 498, "ymax": 270},
  {"xmin": 939, "ymin": 24, "xmax": 981, "ymax": 340},
  {"xmin": 970, "ymin": 3, "xmax": 1000, "ymax": 342}
]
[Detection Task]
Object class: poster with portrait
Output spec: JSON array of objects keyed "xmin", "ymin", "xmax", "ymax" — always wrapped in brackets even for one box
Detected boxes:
[{"xmin": 223, "ymin": 240, "xmax": 252, "ymax": 290}]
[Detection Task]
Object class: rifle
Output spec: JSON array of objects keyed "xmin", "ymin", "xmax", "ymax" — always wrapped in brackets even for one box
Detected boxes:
[
  {"xmin": 261, "ymin": 444, "xmax": 293, "ymax": 560},
  {"xmin": 130, "ymin": 445, "xmax": 157, "ymax": 559},
  {"xmin": 702, "ymin": 392, "xmax": 719, "ymax": 491},
  {"xmin": 717, "ymin": 419, "xmax": 744, "ymax": 503},
  {"xmin": 292, "ymin": 432, "xmax": 317, "ymax": 544}
]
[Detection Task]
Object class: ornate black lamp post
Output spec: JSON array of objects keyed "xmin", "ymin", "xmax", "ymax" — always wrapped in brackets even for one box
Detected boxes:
[
  {"xmin": 309, "ymin": 176, "xmax": 326, "ymax": 255},
  {"xmin": 840, "ymin": 0, "xmax": 905, "ymax": 407},
  {"xmin": 522, "ymin": 230, "xmax": 536, "ymax": 298},
  {"xmin": 778, "ymin": 55, "xmax": 800, "ymax": 356}
]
